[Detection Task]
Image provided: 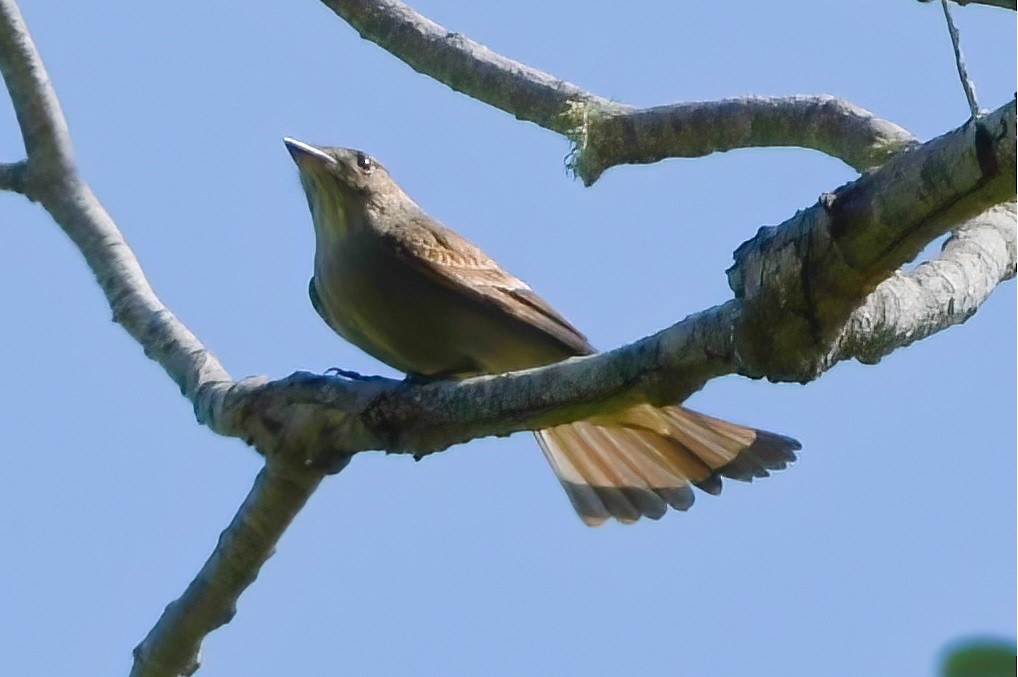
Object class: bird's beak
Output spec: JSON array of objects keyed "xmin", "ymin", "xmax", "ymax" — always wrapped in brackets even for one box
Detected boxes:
[{"xmin": 283, "ymin": 137, "xmax": 336, "ymax": 169}]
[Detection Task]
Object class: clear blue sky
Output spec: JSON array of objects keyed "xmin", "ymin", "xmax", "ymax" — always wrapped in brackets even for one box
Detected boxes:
[{"xmin": 1, "ymin": 1, "xmax": 1014, "ymax": 675}]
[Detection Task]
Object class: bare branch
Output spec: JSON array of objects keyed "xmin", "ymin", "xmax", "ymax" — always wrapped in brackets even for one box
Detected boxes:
[
  {"xmin": 0, "ymin": 0, "xmax": 72, "ymax": 182},
  {"xmin": 728, "ymin": 101, "xmax": 1015, "ymax": 380},
  {"xmin": 319, "ymin": 0, "xmax": 605, "ymax": 133},
  {"xmin": 0, "ymin": 0, "xmax": 229, "ymax": 399},
  {"xmin": 199, "ymin": 303, "xmax": 739, "ymax": 463},
  {"xmin": 941, "ymin": 0, "xmax": 981, "ymax": 117},
  {"xmin": 1, "ymin": 4, "xmax": 309, "ymax": 676},
  {"xmin": 835, "ymin": 201, "xmax": 1016, "ymax": 364},
  {"xmin": 570, "ymin": 96, "xmax": 917, "ymax": 185},
  {"xmin": 195, "ymin": 101, "xmax": 1015, "ymax": 466},
  {"xmin": 0, "ymin": 159, "xmax": 26, "ymax": 193},
  {"xmin": 318, "ymin": 0, "xmax": 916, "ymax": 184},
  {"xmin": 131, "ymin": 465, "xmax": 323, "ymax": 677}
]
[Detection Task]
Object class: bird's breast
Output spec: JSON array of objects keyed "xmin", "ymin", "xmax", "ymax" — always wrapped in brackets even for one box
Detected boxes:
[{"xmin": 313, "ymin": 230, "xmax": 477, "ymax": 376}]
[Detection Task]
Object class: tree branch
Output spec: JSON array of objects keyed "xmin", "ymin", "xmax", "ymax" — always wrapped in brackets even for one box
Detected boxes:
[
  {"xmin": 1, "ymin": 4, "xmax": 320, "ymax": 676},
  {"xmin": 835, "ymin": 201, "xmax": 1016, "ymax": 365},
  {"xmin": 569, "ymin": 96, "xmax": 917, "ymax": 185},
  {"xmin": 0, "ymin": 158, "xmax": 26, "ymax": 192},
  {"xmin": 193, "ymin": 101, "xmax": 1015, "ymax": 467},
  {"xmin": 941, "ymin": 0, "xmax": 981, "ymax": 117},
  {"xmin": 0, "ymin": 0, "xmax": 72, "ymax": 183},
  {"xmin": 130, "ymin": 465, "xmax": 322, "ymax": 677},
  {"xmin": 726, "ymin": 102, "xmax": 1016, "ymax": 380},
  {"xmin": 317, "ymin": 0, "xmax": 916, "ymax": 184},
  {"xmin": 0, "ymin": 0, "xmax": 229, "ymax": 399}
]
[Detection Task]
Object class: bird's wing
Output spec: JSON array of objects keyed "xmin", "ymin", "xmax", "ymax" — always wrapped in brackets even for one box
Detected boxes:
[{"xmin": 379, "ymin": 215, "xmax": 593, "ymax": 355}]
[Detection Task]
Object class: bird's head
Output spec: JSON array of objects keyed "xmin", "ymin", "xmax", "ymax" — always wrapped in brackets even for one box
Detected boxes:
[{"xmin": 284, "ymin": 137, "xmax": 403, "ymax": 237}]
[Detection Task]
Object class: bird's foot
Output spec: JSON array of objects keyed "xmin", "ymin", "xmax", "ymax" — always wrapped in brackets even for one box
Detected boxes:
[
  {"xmin": 403, "ymin": 372, "xmax": 441, "ymax": 386},
  {"xmin": 324, "ymin": 367, "xmax": 386, "ymax": 382}
]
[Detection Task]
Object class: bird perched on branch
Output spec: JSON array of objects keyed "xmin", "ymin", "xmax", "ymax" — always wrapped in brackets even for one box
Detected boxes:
[{"xmin": 285, "ymin": 137, "xmax": 799, "ymax": 526}]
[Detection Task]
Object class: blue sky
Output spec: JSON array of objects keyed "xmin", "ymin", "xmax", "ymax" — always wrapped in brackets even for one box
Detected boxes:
[{"xmin": 1, "ymin": 1, "xmax": 1014, "ymax": 675}]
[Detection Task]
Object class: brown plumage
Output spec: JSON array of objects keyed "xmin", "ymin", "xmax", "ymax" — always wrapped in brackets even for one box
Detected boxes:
[{"xmin": 286, "ymin": 138, "xmax": 800, "ymax": 526}]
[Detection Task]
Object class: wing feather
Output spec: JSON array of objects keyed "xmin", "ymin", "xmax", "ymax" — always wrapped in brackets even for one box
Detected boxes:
[{"xmin": 379, "ymin": 215, "xmax": 593, "ymax": 356}]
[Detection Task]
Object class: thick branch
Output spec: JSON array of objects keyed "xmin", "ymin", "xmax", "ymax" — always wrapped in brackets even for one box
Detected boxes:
[
  {"xmin": 728, "ymin": 101, "xmax": 1015, "ymax": 380},
  {"xmin": 197, "ymin": 303, "xmax": 740, "ymax": 463},
  {"xmin": 318, "ymin": 0, "xmax": 916, "ymax": 184},
  {"xmin": 835, "ymin": 201, "xmax": 1016, "ymax": 364},
  {"xmin": 199, "ymin": 194, "xmax": 1014, "ymax": 466},
  {"xmin": 193, "ymin": 102, "xmax": 1015, "ymax": 466}
]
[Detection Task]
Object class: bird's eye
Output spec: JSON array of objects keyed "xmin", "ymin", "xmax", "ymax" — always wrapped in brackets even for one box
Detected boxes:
[{"xmin": 356, "ymin": 152, "xmax": 373, "ymax": 173}]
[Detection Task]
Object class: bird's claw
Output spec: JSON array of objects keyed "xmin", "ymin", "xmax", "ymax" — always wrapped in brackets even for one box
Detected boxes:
[{"xmin": 324, "ymin": 367, "xmax": 381, "ymax": 381}]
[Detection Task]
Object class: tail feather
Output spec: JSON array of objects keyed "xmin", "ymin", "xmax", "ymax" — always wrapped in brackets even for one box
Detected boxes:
[
  {"xmin": 591, "ymin": 427, "xmax": 692, "ymax": 514},
  {"xmin": 690, "ymin": 471, "xmax": 723, "ymax": 496},
  {"xmin": 688, "ymin": 410, "xmax": 800, "ymax": 481},
  {"xmin": 536, "ymin": 428, "xmax": 615, "ymax": 526},
  {"xmin": 568, "ymin": 425, "xmax": 669, "ymax": 520},
  {"xmin": 556, "ymin": 436, "xmax": 642, "ymax": 524},
  {"xmin": 535, "ymin": 404, "xmax": 800, "ymax": 526},
  {"xmin": 614, "ymin": 425, "xmax": 715, "ymax": 485},
  {"xmin": 540, "ymin": 426, "xmax": 648, "ymax": 524},
  {"xmin": 598, "ymin": 428, "xmax": 697, "ymax": 511},
  {"xmin": 659, "ymin": 408, "xmax": 747, "ymax": 468},
  {"xmin": 716, "ymin": 433, "xmax": 798, "ymax": 480}
]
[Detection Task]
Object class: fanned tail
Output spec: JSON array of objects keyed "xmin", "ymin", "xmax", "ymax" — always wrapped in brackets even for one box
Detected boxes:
[{"xmin": 535, "ymin": 404, "xmax": 800, "ymax": 526}]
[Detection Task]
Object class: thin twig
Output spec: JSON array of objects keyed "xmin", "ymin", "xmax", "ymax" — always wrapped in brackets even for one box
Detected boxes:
[
  {"xmin": 921, "ymin": 0, "xmax": 1016, "ymax": 11},
  {"xmin": 0, "ymin": 158, "xmax": 27, "ymax": 193},
  {"xmin": 941, "ymin": 0, "xmax": 981, "ymax": 117}
]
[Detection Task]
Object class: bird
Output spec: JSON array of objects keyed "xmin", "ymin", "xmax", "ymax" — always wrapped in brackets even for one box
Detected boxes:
[{"xmin": 284, "ymin": 137, "xmax": 800, "ymax": 526}]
